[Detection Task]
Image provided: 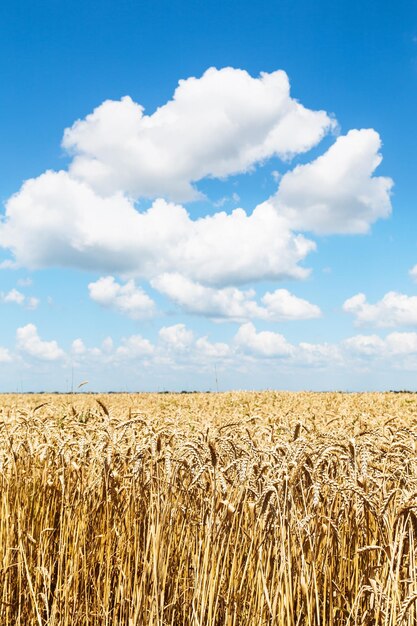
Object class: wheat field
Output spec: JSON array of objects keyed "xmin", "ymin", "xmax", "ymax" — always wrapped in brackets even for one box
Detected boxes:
[{"xmin": 1, "ymin": 391, "xmax": 417, "ymax": 625}]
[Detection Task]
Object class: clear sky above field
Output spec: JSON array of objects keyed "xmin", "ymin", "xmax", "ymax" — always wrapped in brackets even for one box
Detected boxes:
[{"xmin": 1, "ymin": 0, "xmax": 417, "ymax": 391}]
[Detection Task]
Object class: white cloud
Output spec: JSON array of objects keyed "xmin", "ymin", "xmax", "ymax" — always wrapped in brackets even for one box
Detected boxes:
[
  {"xmin": 0, "ymin": 68, "xmax": 393, "ymax": 290},
  {"xmin": 2, "ymin": 288, "xmax": 24, "ymax": 304},
  {"xmin": 27, "ymin": 296, "xmax": 39, "ymax": 309},
  {"xmin": 70, "ymin": 325, "xmax": 231, "ymax": 370},
  {"xmin": 159, "ymin": 324, "xmax": 194, "ymax": 351},
  {"xmin": 213, "ymin": 193, "xmax": 240, "ymax": 208},
  {"xmin": 17, "ymin": 277, "xmax": 32, "ymax": 287},
  {"xmin": 152, "ymin": 273, "xmax": 263, "ymax": 320},
  {"xmin": 1, "ymin": 288, "xmax": 39, "ymax": 309},
  {"xmin": 235, "ymin": 322, "xmax": 294, "ymax": 357},
  {"xmin": 274, "ymin": 129, "xmax": 393, "ymax": 234},
  {"xmin": 0, "ymin": 347, "xmax": 12, "ymax": 363},
  {"xmin": 344, "ymin": 332, "xmax": 417, "ymax": 357},
  {"xmin": 195, "ymin": 336, "xmax": 231, "ymax": 358},
  {"xmin": 16, "ymin": 324, "xmax": 65, "ymax": 361},
  {"xmin": 102, "ymin": 337, "xmax": 114, "ymax": 353},
  {"xmin": 0, "ymin": 65, "xmax": 395, "ymax": 345},
  {"xmin": 76, "ymin": 325, "xmax": 417, "ymax": 371},
  {"xmin": 12, "ymin": 319, "xmax": 417, "ymax": 380},
  {"xmin": 156, "ymin": 324, "xmax": 231, "ymax": 363},
  {"xmin": 152, "ymin": 273, "xmax": 321, "ymax": 321},
  {"xmin": 386, "ymin": 332, "xmax": 417, "ymax": 355},
  {"xmin": 115, "ymin": 335, "xmax": 154, "ymax": 360},
  {"xmin": 88, "ymin": 275, "xmax": 156, "ymax": 319},
  {"xmin": 71, "ymin": 338, "xmax": 86, "ymax": 355},
  {"xmin": 343, "ymin": 291, "xmax": 417, "ymax": 327},
  {"xmin": 297, "ymin": 341, "xmax": 341, "ymax": 365},
  {"xmin": 63, "ymin": 67, "xmax": 334, "ymax": 201},
  {"xmin": 233, "ymin": 322, "xmax": 417, "ymax": 367},
  {"xmin": 234, "ymin": 323, "xmax": 340, "ymax": 364},
  {"xmin": 409, "ymin": 265, "xmax": 417, "ymax": 282},
  {"xmin": 0, "ymin": 177, "xmax": 314, "ymax": 284},
  {"xmin": 343, "ymin": 334, "xmax": 386, "ymax": 356},
  {"xmin": 261, "ymin": 288, "xmax": 321, "ymax": 320},
  {"xmin": 70, "ymin": 336, "xmax": 116, "ymax": 363}
]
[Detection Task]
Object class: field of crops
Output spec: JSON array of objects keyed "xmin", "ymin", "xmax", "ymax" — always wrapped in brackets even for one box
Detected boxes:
[{"xmin": 1, "ymin": 391, "xmax": 417, "ymax": 625}]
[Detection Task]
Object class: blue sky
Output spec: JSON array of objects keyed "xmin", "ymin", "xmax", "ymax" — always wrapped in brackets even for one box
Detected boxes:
[{"xmin": 1, "ymin": 0, "xmax": 417, "ymax": 392}]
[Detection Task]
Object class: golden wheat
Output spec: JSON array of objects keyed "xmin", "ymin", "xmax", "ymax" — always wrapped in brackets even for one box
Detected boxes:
[{"xmin": 0, "ymin": 391, "xmax": 417, "ymax": 625}]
